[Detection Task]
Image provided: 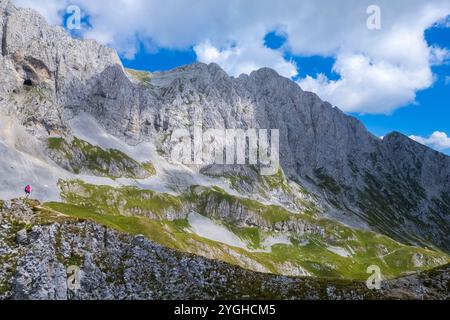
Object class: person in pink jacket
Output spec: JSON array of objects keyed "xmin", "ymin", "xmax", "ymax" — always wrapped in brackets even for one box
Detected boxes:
[{"xmin": 24, "ymin": 185, "xmax": 31, "ymax": 199}]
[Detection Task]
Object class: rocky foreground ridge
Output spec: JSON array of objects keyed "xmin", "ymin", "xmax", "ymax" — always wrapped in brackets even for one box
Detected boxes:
[{"xmin": 0, "ymin": 199, "xmax": 448, "ymax": 300}]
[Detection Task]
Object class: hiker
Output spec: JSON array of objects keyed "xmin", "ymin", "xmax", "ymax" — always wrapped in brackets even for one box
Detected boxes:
[{"xmin": 24, "ymin": 185, "xmax": 31, "ymax": 199}]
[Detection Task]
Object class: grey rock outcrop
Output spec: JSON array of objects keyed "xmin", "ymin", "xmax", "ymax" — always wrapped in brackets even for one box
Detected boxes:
[{"xmin": 195, "ymin": 186, "xmax": 324, "ymax": 235}]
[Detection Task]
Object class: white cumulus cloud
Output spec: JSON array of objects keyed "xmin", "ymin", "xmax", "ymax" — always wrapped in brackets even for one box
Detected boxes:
[
  {"xmin": 194, "ymin": 42, "xmax": 297, "ymax": 78},
  {"xmin": 410, "ymin": 132, "xmax": 450, "ymax": 151},
  {"xmin": 298, "ymin": 52, "xmax": 434, "ymax": 114}
]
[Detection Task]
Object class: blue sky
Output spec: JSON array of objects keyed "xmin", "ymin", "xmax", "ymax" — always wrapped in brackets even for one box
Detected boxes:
[
  {"xmin": 12, "ymin": 0, "xmax": 450, "ymax": 154},
  {"xmin": 122, "ymin": 46, "xmax": 196, "ymax": 73}
]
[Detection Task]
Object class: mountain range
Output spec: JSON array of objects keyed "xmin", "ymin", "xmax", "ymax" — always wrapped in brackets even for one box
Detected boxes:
[{"xmin": 0, "ymin": 0, "xmax": 448, "ymax": 299}]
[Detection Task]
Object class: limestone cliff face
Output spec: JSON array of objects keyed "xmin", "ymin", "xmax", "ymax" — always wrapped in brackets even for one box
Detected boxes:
[
  {"xmin": 0, "ymin": 0, "xmax": 121, "ymax": 134},
  {"xmin": 151, "ymin": 64, "xmax": 450, "ymax": 250},
  {"xmin": 0, "ymin": 0, "xmax": 448, "ymax": 254}
]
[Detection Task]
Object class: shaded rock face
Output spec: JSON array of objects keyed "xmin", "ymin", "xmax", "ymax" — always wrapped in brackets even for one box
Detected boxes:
[
  {"xmin": 0, "ymin": 0, "xmax": 121, "ymax": 133},
  {"xmin": 0, "ymin": 0, "xmax": 448, "ymax": 253},
  {"xmin": 0, "ymin": 200, "xmax": 448, "ymax": 300}
]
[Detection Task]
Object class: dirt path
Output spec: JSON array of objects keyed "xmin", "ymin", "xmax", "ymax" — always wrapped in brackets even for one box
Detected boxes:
[{"xmin": 34, "ymin": 205, "xmax": 69, "ymax": 218}]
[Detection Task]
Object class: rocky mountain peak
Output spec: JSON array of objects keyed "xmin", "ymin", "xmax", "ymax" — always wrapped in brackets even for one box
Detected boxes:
[{"xmin": 250, "ymin": 66, "xmax": 286, "ymax": 80}]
